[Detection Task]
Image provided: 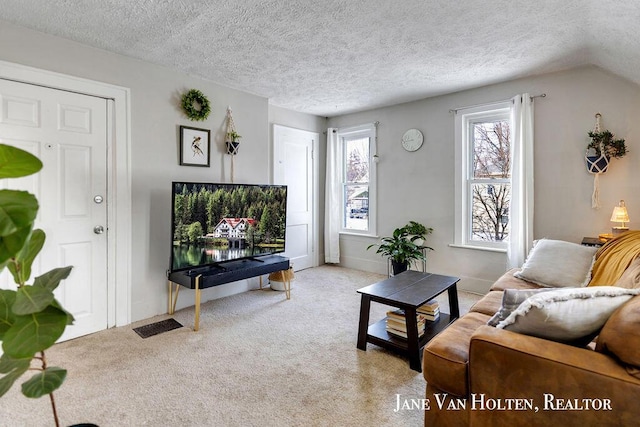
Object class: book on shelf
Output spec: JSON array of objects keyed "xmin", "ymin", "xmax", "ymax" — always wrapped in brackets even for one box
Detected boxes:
[
  {"xmin": 385, "ymin": 309, "xmax": 427, "ymax": 339},
  {"xmin": 386, "ymin": 317, "xmax": 426, "ymax": 332},
  {"xmin": 417, "ymin": 300, "xmax": 440, "ymax": 321}
]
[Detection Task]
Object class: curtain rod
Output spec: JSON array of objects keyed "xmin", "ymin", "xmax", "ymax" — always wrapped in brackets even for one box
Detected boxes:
[
  {"xmin": 449, "ymin": 93, "xmax": 546, "ymax": 114},
  {"xmin": 323, "ymin": 121, "xmax": 379, "ymax": 135}
]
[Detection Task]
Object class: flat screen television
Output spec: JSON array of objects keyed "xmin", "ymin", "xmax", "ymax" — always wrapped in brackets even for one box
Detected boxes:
[{"xmin": 170, "ymin": 182, "xmax": 287, "ymax": 272}]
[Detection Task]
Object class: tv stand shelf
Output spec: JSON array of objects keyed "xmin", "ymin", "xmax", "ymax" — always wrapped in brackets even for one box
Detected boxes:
[{"xmin": 167, "ymin": 255, "xmax": 290, "ymax": 330}]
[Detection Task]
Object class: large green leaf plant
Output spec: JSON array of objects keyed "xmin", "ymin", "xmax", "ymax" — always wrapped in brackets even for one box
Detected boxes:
[{"xmin": 0, "ymin": 143, "xmax": 73, "ymax": 426}]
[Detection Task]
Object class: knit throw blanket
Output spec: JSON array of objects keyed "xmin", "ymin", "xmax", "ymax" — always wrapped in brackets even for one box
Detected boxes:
[{"xmin": 589, "ymin": 230, "xmax": 640, "ymax": 286}]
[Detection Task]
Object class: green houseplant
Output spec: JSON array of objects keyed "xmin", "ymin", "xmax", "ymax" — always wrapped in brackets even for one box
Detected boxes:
[
  {"xmin": 587, "ymin": 130, "xmax": 627, "ymax": 159},
  {"xmin": 226, "ymin": 130, "xmax": 241, "ymax": 155},
  {"xmin": 585, "ymin": 124, "xmax": 627, "ymax": 175},
  {"xmin": 0, "ymin": 144, "xmax": 74, "ymax": 427},
  {"xmin": 367, "ymin": 221, "xmax": 433, "ymax": 276}
]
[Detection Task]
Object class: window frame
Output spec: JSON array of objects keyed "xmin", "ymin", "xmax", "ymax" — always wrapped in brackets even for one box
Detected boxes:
[
  {"xmin": 453, "ymin": 102, "xmax": 512, "ymax": 251},
  {"xmin": 338, "ymin": 123, "xmax": 377, "ymax": 237}
]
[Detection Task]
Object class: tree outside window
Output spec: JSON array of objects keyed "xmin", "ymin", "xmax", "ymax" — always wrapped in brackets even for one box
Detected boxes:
[{"xmin": 470, "ymin": 119, "xmax": 511, "ymax": 243}]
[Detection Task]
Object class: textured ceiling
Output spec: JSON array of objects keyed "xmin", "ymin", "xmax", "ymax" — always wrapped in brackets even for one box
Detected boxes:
[{"xmin": 1, "ymin": 0, "xmax": 639, "ymax": 117}]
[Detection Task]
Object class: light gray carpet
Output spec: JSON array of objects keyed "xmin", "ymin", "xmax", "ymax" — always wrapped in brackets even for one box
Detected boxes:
[{"xmin": 0, "ymin": 266, "xmax": 481, "ymax": 427}]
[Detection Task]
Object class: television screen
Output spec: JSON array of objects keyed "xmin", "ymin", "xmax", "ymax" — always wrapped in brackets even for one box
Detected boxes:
[{"xmin": 170, "ymin": 182, "xmax": 287, "ymax": 272}]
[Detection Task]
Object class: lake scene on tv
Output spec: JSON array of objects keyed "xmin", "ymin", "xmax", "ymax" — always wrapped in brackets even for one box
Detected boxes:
[{"xmin": 171, "ymin": 182, "xmax": 287, "ymax": 271}]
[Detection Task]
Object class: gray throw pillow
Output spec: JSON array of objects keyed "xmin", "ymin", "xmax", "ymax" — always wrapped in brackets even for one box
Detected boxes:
[
  {"xmin": 496, "ymin": 286, "xmax": 640, "ymax": 343},
  {"xmin": 513, "ymin": 239, "xmax": 598, "ymax": 288},
  {"xmin": 487, "ymin": 288, "xmax": 556, "ymax": 327}
]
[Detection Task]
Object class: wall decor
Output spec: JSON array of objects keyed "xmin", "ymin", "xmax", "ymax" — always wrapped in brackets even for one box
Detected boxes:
[
  {"xmin": 585, "ymin": 113, "xmax": 627, "ymax": 208},
  {"xmin": 401, "ymin": 128, "xmax": 424, "ymax": 152},
  {"xmin": 181, "ymin": 89, "xmax": 211, "ymax": 121},
  {"xmin": 180, "ymin": 125, "xmax": 210, "ymax": 167},
  {"xmin": 225, "ymin": 106, "xmax": 240, "ymax": 182}
]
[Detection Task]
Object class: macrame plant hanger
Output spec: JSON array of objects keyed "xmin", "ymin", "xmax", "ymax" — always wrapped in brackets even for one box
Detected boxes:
[
  {"xmin": 225, "ymin": 106, "xmax": 239, "ymax": 183},
  {"xmin": 586, "ymin": 113, "xmax": 609, "ymax": 209}
]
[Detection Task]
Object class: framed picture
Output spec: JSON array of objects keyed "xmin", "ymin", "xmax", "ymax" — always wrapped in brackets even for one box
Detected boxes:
[{"xmin": 179, "ymin": 126, "xmax": 210, "ymax": 167}]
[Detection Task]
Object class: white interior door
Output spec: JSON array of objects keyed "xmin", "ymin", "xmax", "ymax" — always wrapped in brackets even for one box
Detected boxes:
[
  {"xmin": 0, "ymin": 78, "xmax": 108, "ymax": 341},
  {"xmin": 273, "ymin": 124, "xmax": 318, "ymax": 271}
]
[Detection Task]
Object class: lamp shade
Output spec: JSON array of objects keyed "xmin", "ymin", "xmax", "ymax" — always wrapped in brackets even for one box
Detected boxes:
[{"xmin": 610, "ymin": 200, "xmax": 630, "ymax": 223}]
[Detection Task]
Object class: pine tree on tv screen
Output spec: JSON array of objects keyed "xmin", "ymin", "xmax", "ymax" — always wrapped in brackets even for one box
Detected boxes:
[{"xmin": 171, "ymin": 183, "xmax": 287, "ymax": 271}]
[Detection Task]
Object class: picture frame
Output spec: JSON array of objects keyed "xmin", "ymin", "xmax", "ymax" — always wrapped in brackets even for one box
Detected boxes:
[{"xmin": 179, "ymin": 125, "xmax": 210, "ymax": 167}]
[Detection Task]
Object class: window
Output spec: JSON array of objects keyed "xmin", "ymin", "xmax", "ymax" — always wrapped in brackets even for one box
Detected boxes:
[
  {"xmin": 454, "ymin": 102, "xmax": 512, "ymax": 250},
  {"xmin": 339, "ymin": 124, "xmax": 377, "ymax": 235}
]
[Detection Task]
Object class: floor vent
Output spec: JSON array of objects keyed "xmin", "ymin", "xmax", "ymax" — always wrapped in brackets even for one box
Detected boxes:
[{"xmin": 133, "ymin": 318, "xmax": 183, "ymax": 338}]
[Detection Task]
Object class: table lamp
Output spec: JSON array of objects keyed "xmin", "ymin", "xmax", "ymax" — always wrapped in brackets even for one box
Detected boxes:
[{"xmin": 610, "ymin": 200, "xmax": 630, "ymax": 235}]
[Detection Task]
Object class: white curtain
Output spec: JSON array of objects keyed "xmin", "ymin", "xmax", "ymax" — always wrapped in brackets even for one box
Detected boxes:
[
  {"xmin": 507, "ymin": 93, "xmax": 535, "ymax": 268},
  {"xmin": 324, "ymin": 128, "xmax": 341, "ymax": 263}
]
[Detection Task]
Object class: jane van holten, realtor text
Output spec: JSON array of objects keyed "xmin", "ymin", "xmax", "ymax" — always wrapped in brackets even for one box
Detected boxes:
[{"xmin": 395, "ymin": 393, "xmax": 613, "ymax": 412}]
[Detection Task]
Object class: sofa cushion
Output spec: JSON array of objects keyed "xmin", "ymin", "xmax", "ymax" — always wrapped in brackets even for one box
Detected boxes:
[
  {"xmin": 468, "ymin": 291, "xmax": 504, "ymax": 316},
  {"xmin": 613, "ymin": 256, "xmax": 640, "ymax": 289},
  {"xmin": 486, "ymin": 288, "xmax": 558, "ymax": 327},
  {"xmin": 496, "ymin": 286, "xmax": 640, "ymax": 344},
  {"xmin": 422, "ymin": 312, "xmax": 490, "ymax": 397},
  {"xmin": 490, "ymin": 268, "xmax": 543, "ymax": 292},
  {"xmin": 596, "ymin": 295, "xmax": 640, "ymax": 372},
  {"xmin": 514, "ymin": 239, "xmax": 597, "ymax": 288}
]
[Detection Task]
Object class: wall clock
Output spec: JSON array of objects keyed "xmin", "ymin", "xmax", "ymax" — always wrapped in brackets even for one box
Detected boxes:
[{"xmin": 401, "ymin": 128, "xmax": 424, "ymax": 152}]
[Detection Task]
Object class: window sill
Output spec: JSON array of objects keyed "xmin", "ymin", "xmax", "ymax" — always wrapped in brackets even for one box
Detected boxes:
[
  {"xmin": 448, "ymin": 243, "xmax": 507, "ymax": 254},
  {"xmin": 339, "ymin": 231, "xmax": 378, "ymax": 239}
]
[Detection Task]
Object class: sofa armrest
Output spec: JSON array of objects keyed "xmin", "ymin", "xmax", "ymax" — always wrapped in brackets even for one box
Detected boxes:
[{"xmin": 468, "ymin": 325, "xmax": 640, "ymax": 426}]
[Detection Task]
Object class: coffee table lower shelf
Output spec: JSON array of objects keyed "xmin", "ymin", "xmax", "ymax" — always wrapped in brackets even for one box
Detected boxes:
[{"xmin": 366, "ymin": 314, "xmax": 452, "ymax": 353}]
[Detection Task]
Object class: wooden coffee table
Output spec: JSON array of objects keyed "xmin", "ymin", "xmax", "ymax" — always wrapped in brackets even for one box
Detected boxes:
[{"xmin": 356, "ymin": 271, "xmax": 460, "ymax": 372}]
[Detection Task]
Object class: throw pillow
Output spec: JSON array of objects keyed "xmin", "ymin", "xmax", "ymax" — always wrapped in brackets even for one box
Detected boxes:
[
  {"xmin": 612, "ymin": 256, "xmax": 640, "ymax": 289},
  {"xmin": 596, "ymin": 295, "xmax": 640, "ymax": 374},
  {"xmin": 514, "ymin": 239, "xmax": 597, "ymax": 288},
  {"xmin": 496, "ymin": 286, "xmax": 640, "ymax": 344},
  {"xmin": 487, "ymin": 288, "xmax": 557, "ymax": 327}
]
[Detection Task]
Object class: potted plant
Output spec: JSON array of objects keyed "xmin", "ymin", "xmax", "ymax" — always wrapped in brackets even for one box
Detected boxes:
[
  {"xmin": 403, "ymin": 220, "xmax": 433, "ymax": 247},
  {"xmin": 226, "ymin": 130, "xmax": 241, "ymax": 155},
  {"xmin": 585, "ymin": 118, "xmax": 627, "ymax": 174},
  {"xmin": 367, "ymin": 221, "xmax": 433, "ymax": 276},
  {"xmin": 0, "ymin": 144, "xmax": 78, "ymax": 427}
]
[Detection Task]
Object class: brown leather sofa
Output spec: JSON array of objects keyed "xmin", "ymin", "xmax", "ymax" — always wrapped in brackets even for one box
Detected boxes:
[{"xmin": 422, "ymin": 241, "xmax": 640, "ymax": 426}]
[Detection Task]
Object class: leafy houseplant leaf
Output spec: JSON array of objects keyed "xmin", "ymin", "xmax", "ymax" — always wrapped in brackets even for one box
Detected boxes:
[
  {"xmin": 21, "ymin": 367, "xmax": 67, "ymax": 398},
  {"xmin": 0, "ymin": 353, "xmax": 31, "ymax": 374},
  {"xmin": 0, "ymin": 289, "xmax": 17, "ymax": 338},
  {"xmin": 7, "ymin": 229, "xmax": 45, "ymax": 284},
  {"xmin": 0, "ymin": 354, "xmax": 31, "ymax": 398},
  {"xmin": 2, "ymin": 306, "xmax": 68, "ymax": 359},
  {"xmin": 0, "ymin": 189, "xmax": 39, "ymax": 236},
  {"xmin": 50, "ymin": 298, "xmax": 75, "ymax": 326},
  {"xmin": 0, "ymin": 225, "xmax": 32, "ymax": 267},
  {"xmin": 32, "ymin": 266, "xmax": 73, "ymax": 292},
  {"xmin": 0, "ymin": 144, "xmax": 43, "ymax": 179},
  {"xmin": 13, "ymin": 286, "xmax": 55, "ymax": 315}
]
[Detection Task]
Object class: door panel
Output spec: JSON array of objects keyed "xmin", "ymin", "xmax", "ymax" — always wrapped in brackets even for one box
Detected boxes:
[
  {"xmin": 273, "ymin": 125, "xmax": 318, "ymax": 271},
  {"xmin": 0, "ymin": 79, "xmax": 108, "ymax": 341}
]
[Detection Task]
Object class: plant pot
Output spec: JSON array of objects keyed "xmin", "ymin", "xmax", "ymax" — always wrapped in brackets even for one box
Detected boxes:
[
  {"xmin": 585, "ymin": 154, "xmax": 609, "ymax": 174},
  {"xmin": 226, "ymin": 141, "xmax": 240, "ymax": 155},
  {"xmin": 391, "ymin": 260, "xmax": 409, "ymax": 276}
]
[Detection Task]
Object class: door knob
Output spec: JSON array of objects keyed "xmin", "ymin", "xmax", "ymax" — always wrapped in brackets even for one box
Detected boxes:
[{"xmin": 94, "ymin": 225, "xmax": 105, "ymax": 234}]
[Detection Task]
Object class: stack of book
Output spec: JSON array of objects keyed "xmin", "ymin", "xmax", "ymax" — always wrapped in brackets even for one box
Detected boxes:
[
  {"xmin": 385, "ymin": 309, "xmax": 426, "ymax": 339},
  {"xmin": 417, "ymin": 300, "xmax": 440, "ymax": 322},
  {"xmin": 385, "ymin": 300, "xmax": 441, "ymax": 339}
]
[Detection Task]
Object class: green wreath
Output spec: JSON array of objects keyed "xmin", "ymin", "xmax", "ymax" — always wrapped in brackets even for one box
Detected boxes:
[{"xmin": 181, "ymin": 89, "xmax": 211, "ymax": 121}]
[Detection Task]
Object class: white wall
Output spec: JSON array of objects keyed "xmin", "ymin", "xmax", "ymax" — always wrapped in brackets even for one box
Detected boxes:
[
  {"xmin": 0, "ymin": 20, "xmax": 322, "ymax": 322},
  {"xmin": 329, "ymin": 66, "xmax": 640, "ymax": 294}
]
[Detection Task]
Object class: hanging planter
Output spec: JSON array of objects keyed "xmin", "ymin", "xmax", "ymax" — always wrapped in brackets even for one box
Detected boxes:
[
  {"xmin": 585, "ymin": 154, "xmax": 610, "ymax": 174},
  {"xmin": 226, "ymin": 130, "xmax": 241, "ymax": 155},
  {"xmin": 585, "ymin": 113, "xmax": 627, "ymax": 208}
]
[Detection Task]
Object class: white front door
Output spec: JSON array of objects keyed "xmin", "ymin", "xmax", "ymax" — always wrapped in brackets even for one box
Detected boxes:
[
  {"xmin": 0, "ymin": 78, "xmax": 108, "ymax": 341},
  {"xmin": 273, "ymin": 124, "xmax": 318, "ymax": 271}
]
